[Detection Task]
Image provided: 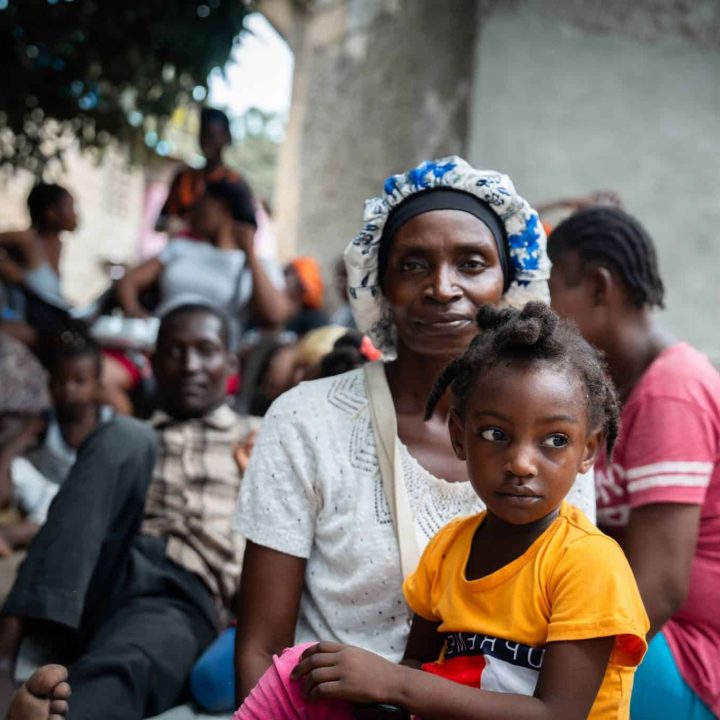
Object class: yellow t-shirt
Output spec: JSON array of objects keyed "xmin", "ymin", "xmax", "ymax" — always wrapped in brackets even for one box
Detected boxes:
[{"xmin": 403, "ymin": 502, "xmax": 649, "ymax": 719}]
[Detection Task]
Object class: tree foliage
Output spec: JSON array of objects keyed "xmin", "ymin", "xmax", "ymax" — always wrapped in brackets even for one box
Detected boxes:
[{"xmin": 0, "ymin": 0, "xmax": 255, "ymax": 175}]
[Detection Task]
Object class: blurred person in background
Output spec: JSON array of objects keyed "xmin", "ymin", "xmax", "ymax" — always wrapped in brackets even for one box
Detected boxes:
[
  {"xmin": 317, "ymin": 329, "xmax": 381, "ymax": 378},
  {"xmin": 26, "ymin": 331, "xmax": 113, "ymax": 486},
  {"xmin": 118, "ymin": 179, "xmax": 291, "ymax": 346},
  {"xmin": 0, "ymin": 333, "xmax": 57, "ymax": 604},
  {"xmin": 0, "ymin": 183, "xmax": 77, "ymax": 312},
  {"xmin": 0, "ymin": 183, "xmax": 140, "ymax": 417},
  {"xmin": 0, "ymin": 304, "xmax": 259, "ymax": 720},
  {"xmin": 0, "ymin": 183, "xmax": 78, "ymax": 348},
  {"xmin": 284, "ymin": 256, "xmax": 329, "ymax": 336}
]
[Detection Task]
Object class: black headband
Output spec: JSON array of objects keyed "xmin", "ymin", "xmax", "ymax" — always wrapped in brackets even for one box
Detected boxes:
[{"xmin": 378, "ymin": 188, "xmax": 512, "ymax": 291}]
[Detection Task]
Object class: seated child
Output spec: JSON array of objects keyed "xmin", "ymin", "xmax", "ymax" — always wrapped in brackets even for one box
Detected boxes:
[
  {"xmin": 27, "ymin": 332, "xmax": 112, "ymax": 485},
  {"xmin": 0, "ymin": 333, "xmax": 57, "ymax": 599},
  {"xmin": 235, "ymin": 302, "xmax": 649, "ymax": 720}
]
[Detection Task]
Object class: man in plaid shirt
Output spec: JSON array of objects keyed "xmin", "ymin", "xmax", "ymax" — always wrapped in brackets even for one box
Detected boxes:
[{"xmin": 1, "ymin": 303, "xmax": 257, "ymax": 720}]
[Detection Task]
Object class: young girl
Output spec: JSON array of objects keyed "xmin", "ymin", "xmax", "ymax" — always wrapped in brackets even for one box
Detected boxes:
[{"xmin": 235, "ymin": 302, "xmax": 649, "ymax": 720}]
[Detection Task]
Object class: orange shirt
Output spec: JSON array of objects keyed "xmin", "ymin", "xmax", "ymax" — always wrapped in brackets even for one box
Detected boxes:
[
  {"xmin": 160, "ymin": 164, "xmax": 243, "ymax": 221},
  {"xmin": 403, "ymin": 503, "xmax": 649, "ymax": 719}
]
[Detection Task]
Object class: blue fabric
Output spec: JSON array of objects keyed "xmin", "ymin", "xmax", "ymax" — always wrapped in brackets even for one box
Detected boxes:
[
  {"xmin": 631, "ymin": 632, "xmax": 715, "ymax": 720},
  {"xmin": 189, "ymin": 626, "xmax": 236, "ymax": 713}
]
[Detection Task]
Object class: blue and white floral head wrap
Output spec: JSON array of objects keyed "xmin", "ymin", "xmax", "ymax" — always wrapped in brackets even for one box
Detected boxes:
[{"xmin": 344, "ymin": 156, "xmax": 551, "ymax": 358}]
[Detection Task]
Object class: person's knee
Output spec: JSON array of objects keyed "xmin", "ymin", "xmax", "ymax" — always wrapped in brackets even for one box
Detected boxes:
[
  {"xmin": 190, "ymin": 628, "xmax": 236, "ymax": 713},
  {"xmin": 84, "ymin": 416, "xmax": 155, "ymax": 470}
]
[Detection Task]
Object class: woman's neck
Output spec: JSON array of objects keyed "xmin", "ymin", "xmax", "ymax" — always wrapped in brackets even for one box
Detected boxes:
[
  {"xmin": 384, "ymin": 342, "xmax": 455, "ymax": 419},
  {"xmin": 603, "ymin": 310, "xmax": 675, "ymax": 403}
]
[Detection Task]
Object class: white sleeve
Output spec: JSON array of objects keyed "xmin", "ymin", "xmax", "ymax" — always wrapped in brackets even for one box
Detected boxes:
[
  {"xmin": 11, "ymin": 458, "xmax": 59, "ymax": 524},
  {"xmin": 260, "ymin": 258, "xmax": 286, "ymax": 289},
  {"xmin": 157, "ymin": 238, "xmax": 185, "ymax": 266},
  {"xmin": 567, "ymin": 468, "xmax": 596, "ymax": 524},
  {"xmin": 234, "ymin": 388, "xmax": 318, "ymax": 559}
]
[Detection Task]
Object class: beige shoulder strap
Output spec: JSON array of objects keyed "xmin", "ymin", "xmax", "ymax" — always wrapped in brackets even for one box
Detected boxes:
[{"xmin": 364, "ymin": 361, "xmax": 421, "ymax": 579}]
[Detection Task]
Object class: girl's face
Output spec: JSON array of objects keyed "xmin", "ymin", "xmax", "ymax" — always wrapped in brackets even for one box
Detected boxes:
[
  {"xmin": 382, "ymin": 209, "xmax": 505, "ymax": 358},
  {"xmin": 449, "ymin": 361, "xmax": 601, "ymax": 526},
  {"xmin": 51, "ymin": 355, "xmax": 100, "ymax": 419}
]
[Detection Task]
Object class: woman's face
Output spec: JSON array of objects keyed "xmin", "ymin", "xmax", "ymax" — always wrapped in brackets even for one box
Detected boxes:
[
  {"xmin": 383, "ymin": 209, "xmax": 505, "ymax": 358},
  {"xmin": 190, "ymin": 195, "xmax": 229, "ymax": 240}
]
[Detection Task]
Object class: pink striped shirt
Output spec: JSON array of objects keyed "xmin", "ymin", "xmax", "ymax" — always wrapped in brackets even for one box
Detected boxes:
[{"xmin": 596, "ymin": 343, "xmax": 720, "ymax": 715}]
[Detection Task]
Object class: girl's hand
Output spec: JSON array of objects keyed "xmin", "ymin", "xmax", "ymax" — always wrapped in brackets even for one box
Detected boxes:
[{"xmin": 291, "ymin": 642, "xmax": 405, "ymax": 706}]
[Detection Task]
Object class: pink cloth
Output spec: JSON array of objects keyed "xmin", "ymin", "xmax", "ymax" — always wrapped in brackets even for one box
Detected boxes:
[
  {"xmin": 234, "ymin": 643, "xmax": 355, "ymax": 720},
  {"xmin": 595, "ymin": 343, "xmax": 720, "ymax": 715}
]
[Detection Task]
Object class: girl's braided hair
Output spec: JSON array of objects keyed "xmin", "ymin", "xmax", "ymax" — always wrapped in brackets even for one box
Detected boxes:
[
  {"xmin": 547, "ymin": 206, "xmax": 665, "ymax": 308},
  {"xmin": 426, "ymin": 302, "xmax": 620, "ymax": 456}
]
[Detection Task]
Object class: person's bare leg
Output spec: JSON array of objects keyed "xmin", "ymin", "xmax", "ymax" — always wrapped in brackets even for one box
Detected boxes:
[{"xmin": 5, "ymin": 665, "xmax": 70, "ymax": 720}]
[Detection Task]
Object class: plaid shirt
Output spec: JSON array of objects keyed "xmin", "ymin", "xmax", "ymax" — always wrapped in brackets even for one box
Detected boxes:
[{"xmin": 142, "ymin": 404, "xmax": 259, "ymax": 613}]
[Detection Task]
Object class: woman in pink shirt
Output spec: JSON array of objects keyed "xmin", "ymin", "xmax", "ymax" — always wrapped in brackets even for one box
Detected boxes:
[{"xmin": 548, "ymin": 206, "xmax": 720, "ymax": 719}]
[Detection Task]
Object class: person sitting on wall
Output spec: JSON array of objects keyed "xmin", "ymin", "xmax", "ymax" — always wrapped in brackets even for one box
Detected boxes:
[
  {"xmin": 548, "ymin": 206, "xmax": 720, "ymax": 720},
  {"xmin": 0, "ymin": 303, "xmax": 259, "ymax": 720},
  {"xmin": 0, "ymin": 183, "xmax": 144, "ymax": 416},
  {"xmin": 156, "ymin": 107, "xmax": 244, "ymax": 236},
  {"xmin": 0, "ymin": 183, "xmax": 78, "ymax": 349}
]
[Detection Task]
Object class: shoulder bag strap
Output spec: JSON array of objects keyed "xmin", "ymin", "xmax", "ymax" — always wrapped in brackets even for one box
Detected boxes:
[{"xmin": 364, "ymin": 361, "xmax": 421, "ymax": 579}]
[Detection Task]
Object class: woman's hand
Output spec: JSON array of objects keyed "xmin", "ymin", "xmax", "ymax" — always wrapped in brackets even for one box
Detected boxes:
[
  {"xmin": 232, "ymin": 222, "xmax": 257, "ymax": 255},
  {"xmin": 291, "ymin": 642, "xmax": 406, "ymax": 706}
]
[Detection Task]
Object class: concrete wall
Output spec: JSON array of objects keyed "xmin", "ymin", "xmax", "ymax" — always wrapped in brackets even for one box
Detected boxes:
[
  {"xmin": 271, "ymin": 0, "xmax": 478, "ymax": 271},
  {"xmin": 469, "ymin": 4, "xmax": 720, "ymax": 360}
]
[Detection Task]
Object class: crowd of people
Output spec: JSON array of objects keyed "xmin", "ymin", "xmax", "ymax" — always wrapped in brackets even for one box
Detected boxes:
[{"xmin": 0, "ymin": 110, "xmax": 718, "ymax": 720}]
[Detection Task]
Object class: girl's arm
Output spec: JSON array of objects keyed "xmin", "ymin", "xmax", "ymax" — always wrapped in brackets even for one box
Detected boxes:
[
  {"xmin": 294, "ymin": 636, "xmax": 613, "ymax": 720},
  {"xmin": 234, "ymin": 541, "xmax": 306, "ymax": 705},
  {"xmin": 115, "ymin": 257, "xmax": 163, "ymax": 318},
  {"xmin": 0, "ymin": 231, "xmax": 39, "ymax": 263},
  {"xmin": 401, "ymin": 614, "xmax": 444, "ymax": 669},
  {"xmin": 624, "ymin": 503, "xmax": 701, "ymax": 637},
  {"xmin": 0, "ymin": 231, "xmax": 42, "ymax": 276}
]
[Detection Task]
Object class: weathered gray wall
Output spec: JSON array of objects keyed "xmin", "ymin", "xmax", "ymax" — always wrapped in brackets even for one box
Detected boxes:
[
  {"xmin": 470, "ymin": 4, "xmax": 720, "ymax": 360},
  {"xmin": 295, "ymin": 0, "xmax": 478, "ymax": 272}
]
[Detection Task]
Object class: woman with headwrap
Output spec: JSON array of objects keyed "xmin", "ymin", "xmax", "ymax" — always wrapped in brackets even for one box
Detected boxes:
[
  {"xmin": 228, "ymin": 158, "xmax": 596, "ymax": 709},
  {"xmin": 284, "ymin": 256, "xmax": 330, "ymax": 336}
]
